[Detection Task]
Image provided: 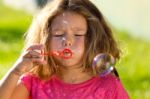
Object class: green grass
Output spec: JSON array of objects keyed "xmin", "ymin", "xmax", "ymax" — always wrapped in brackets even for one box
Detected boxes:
[
  {"xmin": 0, "ymin": 1, "xmax": 150, "ymax": 99},
  {"xmin": 115, "ymin": 31, "xmax": 150, "ymax": 98},
  {"xmin": 0, "ymin": 1, "xmax": 32, "ymax": 78},
  {"xmin": 0, "ymin": 1, "xmax": 32, "ymax": 42}
]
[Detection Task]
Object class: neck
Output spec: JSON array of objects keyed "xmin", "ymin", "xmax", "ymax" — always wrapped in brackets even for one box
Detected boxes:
[{"xmin": 56, "ymin": 65, "xmax": 93, "ymax": 84}]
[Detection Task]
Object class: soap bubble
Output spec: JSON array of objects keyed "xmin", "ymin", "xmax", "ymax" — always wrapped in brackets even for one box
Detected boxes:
[{"xmin": 92, "ymin": 53, "xmax": 115, "ymax": 77}]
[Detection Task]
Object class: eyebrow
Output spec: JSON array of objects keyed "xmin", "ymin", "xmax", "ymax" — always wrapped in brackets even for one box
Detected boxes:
[
  {"xmin": 52, "ymin": 27, "xmax": 87, "ymax": 31},
  {"xmin": 71, "ymin": 27, "xmax": 87, "ymax": 31}
]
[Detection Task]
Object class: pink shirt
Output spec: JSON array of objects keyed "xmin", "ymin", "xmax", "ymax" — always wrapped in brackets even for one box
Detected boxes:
[{"xmin": 21, "ymin": 74, "xmax": 130, "ymax": 99}]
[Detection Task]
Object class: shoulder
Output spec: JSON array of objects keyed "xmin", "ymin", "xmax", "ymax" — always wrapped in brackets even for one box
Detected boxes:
[
  {"xmin": 20, "ymin": 73, "xmax": 39, "ymax": 81},
  {"xmin": 95, "ymin": 74, "xmax": 130, "ymax": 99},
  {"xmin": 20, "ymin": 73, "xmax": 40, "ymax": 84},
  {"xmin": 19, "ymin": 73, "xmax": 40, "ymax": 91},
  {"xmin": 96, "ymin": 74, "xmax": 120, "ymax": 88},
  {"xmin": 20, "ymin": 73, "xmax": 55, "ymax": 91},
  {"xmin": 11, "ymin": 73, "xmax": 39, "ymax": 99}
]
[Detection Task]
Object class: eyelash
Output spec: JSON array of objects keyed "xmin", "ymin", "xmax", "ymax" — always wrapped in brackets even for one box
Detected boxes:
[
  {"xmin": 52, "ymin": 34, "xmax": 85, "ymax": 37},
  {"xmin": 74, "ymin": 34, "xmax": 85, "ymax": 36},
  {"xmin": 53, "ymin": 34, "xmax": 64, "ymax": 37}
]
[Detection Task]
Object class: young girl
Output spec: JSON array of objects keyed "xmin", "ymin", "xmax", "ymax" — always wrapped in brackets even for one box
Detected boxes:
[{"xmin": 0, "ymin": 0, "xmax": 130, "ymax": 99}]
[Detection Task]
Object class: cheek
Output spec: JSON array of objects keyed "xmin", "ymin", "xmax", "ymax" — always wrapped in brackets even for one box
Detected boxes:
[
  {"xmin": 74, "ymin": 37, "xmax": 85, "ymax": 51},
  {"xmin": 50, "ymin": 38, "xmax": 62, "ymax": 50}
]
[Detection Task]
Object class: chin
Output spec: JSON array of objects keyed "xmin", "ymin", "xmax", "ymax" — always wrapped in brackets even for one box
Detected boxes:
[
  {"xmin": 58, "ymin": 61, "xmax": 82, "ymax": 68},
  {"xmin": 54, "ymin": 56, "xmax": 83, "ymax": 67}
]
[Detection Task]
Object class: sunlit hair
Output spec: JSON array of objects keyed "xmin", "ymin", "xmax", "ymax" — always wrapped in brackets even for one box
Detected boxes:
[{"xmin": 24, "ymin": 0, "xmax": 121, "ymax": 79}]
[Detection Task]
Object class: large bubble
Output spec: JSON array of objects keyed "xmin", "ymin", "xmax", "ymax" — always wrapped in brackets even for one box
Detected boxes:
[{"xmin": 92, "ymin": 53, "xmax": 115, "ymax": 77}]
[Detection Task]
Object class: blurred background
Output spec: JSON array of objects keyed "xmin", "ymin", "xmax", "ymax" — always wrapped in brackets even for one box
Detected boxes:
[{"xmin": 0, "ymin": 0, "xmax": 150, "ymax": 98}]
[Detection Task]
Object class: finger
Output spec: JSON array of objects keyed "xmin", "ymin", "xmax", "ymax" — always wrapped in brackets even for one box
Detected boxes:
[
  {"xmin": 26, "ymin": 44, "xmax": 44, "ymax": 51},
  {"xmin": 31, "ymin": 50, "xmax": 43, "ymax": 57},
  {"xmin": 31, "ymin": 58, "xmax": 47, "ymax": 65},
  {"xmin": 27, "ymin": 44, "xmax": 48, "ymax": 65},
  {"xmin": 23, "ymin": 50, "xmax": 43, "ymax": 58}
]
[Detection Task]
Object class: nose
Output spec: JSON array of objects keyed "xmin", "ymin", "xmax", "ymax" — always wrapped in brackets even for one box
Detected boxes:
[{"xmin": 62, "ymin": 35, "xmax": 74, "ymax": 47}]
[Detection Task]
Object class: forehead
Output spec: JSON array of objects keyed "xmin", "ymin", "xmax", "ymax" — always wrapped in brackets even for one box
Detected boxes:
[{"xmin": 51, "ymin": 11, "xmax": 87, "ymax": 30}]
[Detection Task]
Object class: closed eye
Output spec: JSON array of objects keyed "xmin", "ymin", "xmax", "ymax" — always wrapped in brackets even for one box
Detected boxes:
[
  {"xmin": 52, "ymin": 31, "xmax": 64, "ymax": 37},
  {"xmin": 74, "ymin": 34, "xmax": 86, "ymax": 36},
  {"xmin": 52, "ymin": 34, "xmax": 64, "ymax": 37},
  {"xmin": 75, "ymin": 34, "xmax": 85, "ymax": 36}
]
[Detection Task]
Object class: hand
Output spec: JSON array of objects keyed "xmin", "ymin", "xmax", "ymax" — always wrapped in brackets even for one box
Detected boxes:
[{"xmin": 11, "ymin": 44, "xmax": 46, "ymax": 76}]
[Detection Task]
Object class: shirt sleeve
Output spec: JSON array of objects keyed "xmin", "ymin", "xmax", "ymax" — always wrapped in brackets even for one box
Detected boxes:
[
  {"xmin": 113, "ymin": 79, "xmax": 130, "ymax": 99},
  {"xmin": 20, "ymin": 74, "xmax": 33, "ymax": 92}
]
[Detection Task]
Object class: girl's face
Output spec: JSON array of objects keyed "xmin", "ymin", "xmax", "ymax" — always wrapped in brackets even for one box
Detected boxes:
[{"xmin": 50, "ymin": 11, "xmax": 87, "ymax": 68}]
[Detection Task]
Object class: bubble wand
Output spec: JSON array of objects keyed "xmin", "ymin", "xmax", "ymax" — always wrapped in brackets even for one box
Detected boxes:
[{"xmin": 40, "ymin": 48, "xmax": 73, "ymax": 59}]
